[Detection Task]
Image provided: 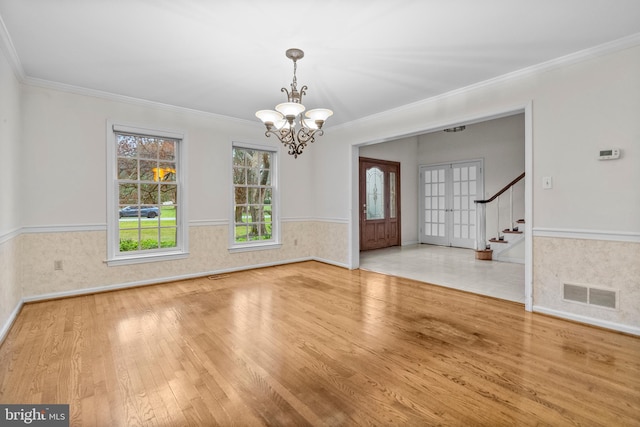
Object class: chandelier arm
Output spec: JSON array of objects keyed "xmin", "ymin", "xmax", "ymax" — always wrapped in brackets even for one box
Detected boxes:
[
  {"xmin": 296, "ymin": 127, "xmax": 324, "ymax": 144},
  {"xmin": 298, "ymin": 85, "xmax": 307, "ymax": 104},
  {"xmin": 281, "ymin": 87, "xmax": 291, "ymax": 101},
  {"xmin": 264, "ymin": 127, "xmax": 292, "ymax": 143}
]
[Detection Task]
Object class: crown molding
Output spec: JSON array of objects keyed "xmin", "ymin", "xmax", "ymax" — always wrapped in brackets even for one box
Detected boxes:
[
  {"xmin": 331, "ymin": 32, "xmax": 640, "ymax": 132},
  {"xmin": 22, "ymin": 75, "xmax": 259, "ymax": 127},
  {"xmin": 0, "ymin": 13, "xmax": 24, "ymax": 81}
]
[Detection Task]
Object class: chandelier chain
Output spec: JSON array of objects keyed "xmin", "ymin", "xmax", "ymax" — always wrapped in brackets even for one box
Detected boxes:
[{"xmin": 292, "ymin": 60, "xmax": 297, "ymax": 93}]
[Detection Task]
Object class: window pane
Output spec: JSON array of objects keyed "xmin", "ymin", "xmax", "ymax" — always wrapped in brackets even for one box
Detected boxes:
[
  {"xmin": 159, "ymin": 140, "xmax": 176, "ymax": 161},
  {"xmin": 117, "ymin": 135, "xmax": 137, "ymax": 157},
  {"xmin": 140, "ymin": 184, "xmax": 159, "ymax": 205},
  {"xmin": 160, "ymin": 227, "xmax": 177, "ymax": 248},
  {"xmin": 119, "ymin": 183, "xmax": 138, "ymax": 205},
  {"xmin": 259, "ymin": 168, "xmax": 271, "ymax": 186},
  {"xmin": 157, "ymin": 163, "xmax": 176, "ymax": 182},
  {"xmin": 236, "ymin": 224, "xmax": 249, "ymax": 241},
  {"xmin": 259, "ymin": 152, "xmax": 270, "ymax": 169},
  {"xmin": 233, "ymin": 167, "xmax": 246, "ymax": 185},
  {"xmin": 263, "ymin": 188, "xmax": 272, "ymax": 204},
  {"xmin": 119, "ymin": 227, "xmax": 140, "ymax": 252},
  {"xmin": 248, "ymin": 188, "xmax": 259, "ymax": 204},
  {"xmin": 235, "ymin": 187, "xmax": 246, "ymax": 205},
  {"xmin": 247, "ymin": 168, "xmax": 259, "ymax": 185},
  {"xmin": 138, "ymin": 138, "xmax": 159, "ymax": 159},
  {"xmin": 118, "ymin": 158, "xmax": 138, "ymax": 180},
  {"xmin": 164, "ymin": 204, "xmax": 177, "ymax": 221},
  {"xmin": 234, "ymin": 206, "xmax": 246, "ymax": 224},
  {"xmin": 233, "ymin": 149, "xmax": 246, "ymax": 166},
  {"xmin": 159, "ymin": 184, "xmax": 177, "ymax": 204},
  {"xmin": 264, "ymin": 209, "xmax": 272, "ymax": 225},
  {"xmin": 140, "ymin": 160, "xmax": 156, "ymax": 181}
]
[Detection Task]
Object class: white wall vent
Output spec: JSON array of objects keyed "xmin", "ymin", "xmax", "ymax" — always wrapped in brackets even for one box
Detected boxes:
[{"xmin": 563, "ymin": 283, "xmax": 618, "ymax": 309}]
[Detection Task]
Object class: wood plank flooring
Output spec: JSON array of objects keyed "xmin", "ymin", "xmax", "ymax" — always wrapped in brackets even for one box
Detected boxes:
[{"xmin": 1, "ymin": 261, "xmax": 639, "ymax": 426}]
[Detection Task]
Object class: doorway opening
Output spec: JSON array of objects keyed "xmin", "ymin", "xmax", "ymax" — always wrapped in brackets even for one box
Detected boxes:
[{"xmin": 352, "ymin": 107, "xmax": 532, "ymax": 309}]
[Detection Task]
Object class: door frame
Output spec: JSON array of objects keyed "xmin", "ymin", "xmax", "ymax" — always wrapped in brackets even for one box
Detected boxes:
[{"xmin": 359, "ymin": 157, "xmax": 402, "ymax": 250}]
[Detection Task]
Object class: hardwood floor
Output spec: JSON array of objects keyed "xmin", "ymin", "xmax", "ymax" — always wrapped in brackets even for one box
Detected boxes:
[{"xmin": 1, "ymin": 261, "xmax": 639, "ymax": 426}]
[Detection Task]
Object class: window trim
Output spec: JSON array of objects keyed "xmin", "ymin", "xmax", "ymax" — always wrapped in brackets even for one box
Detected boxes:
[
  {"xmin": 106, "ymin": 120, "xmax": 189, "ymax": 266},
  {"xmin": 229, "ymin": 141, "xmax": 281, "ymax": 252}
]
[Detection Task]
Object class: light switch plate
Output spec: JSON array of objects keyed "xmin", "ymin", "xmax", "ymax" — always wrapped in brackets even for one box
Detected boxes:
[{"xmin": 542, "ymin": 176, "xmax": 553, "ymax": 189}]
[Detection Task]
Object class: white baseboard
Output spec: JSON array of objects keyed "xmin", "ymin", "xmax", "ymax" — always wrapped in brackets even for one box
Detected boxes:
[
  {"xmin": 23, "ymin": 257, "xmax": 317, "ymax": 303},
  {"xmin": 312, "ymin": 257, "xmax": 350, "ymax": 269},
  {"xmin": 0, "ymin": 299, "xmax": 23, "ymax": 344},
  {"xmin": 533, "ymin": 306, "xmax": 640, "ymax": 336}
]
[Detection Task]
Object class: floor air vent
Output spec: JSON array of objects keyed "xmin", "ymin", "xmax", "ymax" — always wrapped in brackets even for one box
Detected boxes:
[{"xmin": 563, "ymin": 283, "xmax": 617, "ymax": 309}]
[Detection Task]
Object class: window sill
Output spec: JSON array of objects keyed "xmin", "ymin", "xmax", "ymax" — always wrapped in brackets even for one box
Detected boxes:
[
  {"xmin": 228, "ymin": 242, "xmax": 282, "ymax": 253},
  {"xmin": 106, "ymin": 250, "xmax": 189, "ymax": 267}
]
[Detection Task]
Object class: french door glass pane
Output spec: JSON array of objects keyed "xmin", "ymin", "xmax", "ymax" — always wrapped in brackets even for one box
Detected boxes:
[
  {"xmin": 452, "ymin": 165, "xmax": 477, "ymax": 245},
  {"xmin": 424, "ymin": 166, "xmax": 447, "ymax": 238}
]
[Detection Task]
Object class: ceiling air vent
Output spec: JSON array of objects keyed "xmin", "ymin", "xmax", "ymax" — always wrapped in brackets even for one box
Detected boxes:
[{"xmin": 563, "ymin": 283, "xmax": 617, "ymax": 309}]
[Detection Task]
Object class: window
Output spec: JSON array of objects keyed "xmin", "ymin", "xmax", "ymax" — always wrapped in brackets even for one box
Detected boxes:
[
  {"xmin": 231, "ymin": 143, "xmax": 279, "ymax": 251},
  {"xmin": 107, "ymin": 122, "xmax": 187, "ymax": 265}
]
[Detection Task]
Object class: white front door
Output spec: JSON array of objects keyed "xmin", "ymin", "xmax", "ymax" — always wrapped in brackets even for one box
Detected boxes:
[{"xmin": 420, "ymin": 160, "xmax": 483, "ymax": 249}]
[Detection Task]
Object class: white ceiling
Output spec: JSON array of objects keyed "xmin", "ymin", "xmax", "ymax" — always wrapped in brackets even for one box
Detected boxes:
[{"xmin": 2, "ymin": 1, "xmax": 640, "ymax": 127}]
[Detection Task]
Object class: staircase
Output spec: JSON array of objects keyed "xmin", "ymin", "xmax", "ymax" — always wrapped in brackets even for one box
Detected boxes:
[
  {"xmin": 474, "ymin": 173, "xmax": 525, "ymax": 262},
  {"xmin": 488, "ymin": 219, "xmax": 525, "ymax": 263}
]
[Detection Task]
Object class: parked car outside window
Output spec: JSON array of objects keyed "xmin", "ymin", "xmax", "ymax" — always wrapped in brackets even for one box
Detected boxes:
[{"xmin": 119, "ymin": 206, "xmax": 160, "ymax": 218}]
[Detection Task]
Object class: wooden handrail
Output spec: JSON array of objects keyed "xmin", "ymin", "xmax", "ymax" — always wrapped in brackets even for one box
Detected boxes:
[{"xmin": 474, "ymin": 172, "xmax": 525, "ymax": 204}]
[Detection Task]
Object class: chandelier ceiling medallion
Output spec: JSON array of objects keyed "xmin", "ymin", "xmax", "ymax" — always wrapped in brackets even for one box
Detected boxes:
[{"xmin": 256, "ymin": 48, "xmax": 333, "ymax": 158}]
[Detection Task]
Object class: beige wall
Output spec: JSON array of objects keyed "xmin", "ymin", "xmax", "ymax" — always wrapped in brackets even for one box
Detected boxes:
[
  {"xmin": 20, "ymin": 222, "xmax": 322, "ymax": 299},
  {"xmin": 534, "ymin": 237, "xmax": 640, "ymax": 328}
]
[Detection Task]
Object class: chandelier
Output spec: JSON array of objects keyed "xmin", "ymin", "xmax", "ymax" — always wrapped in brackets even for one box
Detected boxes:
[{"xmin": 256, "ymin": 48, "xmax": 333, "ymax": 158}]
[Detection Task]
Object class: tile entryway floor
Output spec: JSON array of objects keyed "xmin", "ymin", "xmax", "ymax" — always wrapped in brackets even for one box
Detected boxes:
[{"xmin": 359, "ymin": 244, "xmax": 525, "ymax": 303}]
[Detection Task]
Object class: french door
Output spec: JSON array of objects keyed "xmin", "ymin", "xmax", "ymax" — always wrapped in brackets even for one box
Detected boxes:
[
  {"xmin": 359, "ymin": 157, "xmax": 401, "ymax": 251},
  {"xmin": 420, "ymin": 160, "xmax": 483, "ymax": 249}
]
